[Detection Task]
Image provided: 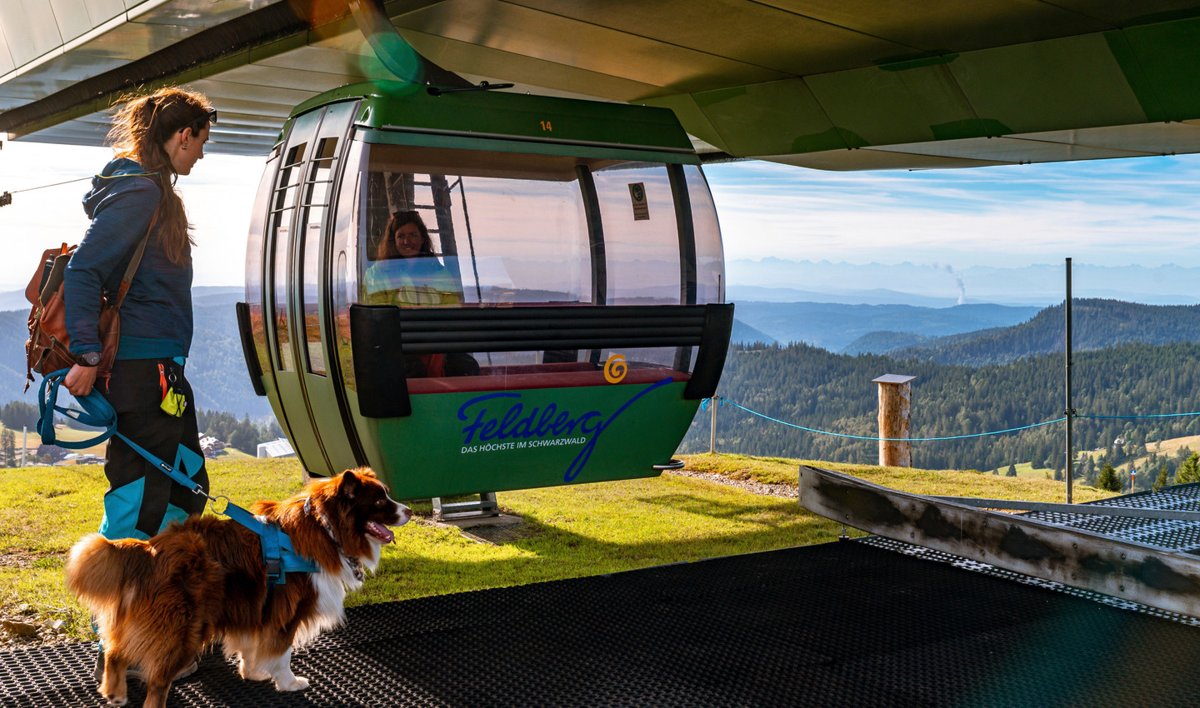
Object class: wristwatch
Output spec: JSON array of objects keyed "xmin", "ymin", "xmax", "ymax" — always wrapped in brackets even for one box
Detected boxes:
[{"xmin": 78, "ymin": 351, "xmax": 101, "ymax": 367}]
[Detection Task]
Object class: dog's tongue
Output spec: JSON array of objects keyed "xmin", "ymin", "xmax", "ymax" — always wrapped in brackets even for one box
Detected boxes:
[{"xmin": 367, "ymin": 521, "xmax": 395, "ymax": 544}]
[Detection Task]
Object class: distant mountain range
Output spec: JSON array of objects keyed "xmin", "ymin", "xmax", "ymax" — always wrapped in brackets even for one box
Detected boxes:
[
  {"xmin": 728, "ymin": 259, "xmax": 1200, "ymax": 307},
  {"xmin": 887, "ymin": 299, "xmax": 1200, "ymax": 365},
  {"xmin": 730, "ymin": 301, "xmax": 1040, "ymax": 352},
  {"xmin": 730, "ymin": 319, "xmax": 775, "ymax": 345}
]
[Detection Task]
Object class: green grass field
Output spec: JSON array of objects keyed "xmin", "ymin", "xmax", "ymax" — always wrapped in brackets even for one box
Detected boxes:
[{"xmin": 0, "ymin": 454, "xmax": 1119, "ymax": 646}]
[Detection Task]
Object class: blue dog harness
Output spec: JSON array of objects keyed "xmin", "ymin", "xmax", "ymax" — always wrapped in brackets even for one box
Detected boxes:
[{"xmin": 38, "ymin": 369, "xmax": 317, "ymax": 584}]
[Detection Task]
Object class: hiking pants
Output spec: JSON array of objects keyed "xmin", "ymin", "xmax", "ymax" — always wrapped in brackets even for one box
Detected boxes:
[{"xmin": 98, "ymin": 358, "xmax": 208, "ymax": 540}]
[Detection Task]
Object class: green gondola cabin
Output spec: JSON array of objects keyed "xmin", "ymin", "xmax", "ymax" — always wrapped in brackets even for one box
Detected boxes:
[{"xmin": 237, "ymin": 81, "xmax": 732, "ymax": 499}]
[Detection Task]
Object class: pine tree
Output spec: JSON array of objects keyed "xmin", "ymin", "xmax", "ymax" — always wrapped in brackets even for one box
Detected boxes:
[
  {"xmin": 1175, "ymin": 453, "xmax": 1200, "ymax": 484},
  {"xmin": 1096, "ymin": 463, "xmax": 1121, "ymax": 492},
  {"xmin": 1154, "ymin": 463, "xmax": 1170, "ymax": 491},
  {"xmin": 1006, "ymin": 464, "xmax": 1017, "ymax": 477}
]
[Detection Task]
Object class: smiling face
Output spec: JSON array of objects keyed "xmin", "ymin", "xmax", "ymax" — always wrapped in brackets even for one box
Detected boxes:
[{"xmin": 392, "ymin": 222, "xmax": 424, "ymax": 258}]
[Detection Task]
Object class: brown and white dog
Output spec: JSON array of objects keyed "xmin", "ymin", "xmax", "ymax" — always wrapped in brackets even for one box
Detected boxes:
[{"xmin": 66, "ymin": 468, "xmax": 411, "ymax": 708}]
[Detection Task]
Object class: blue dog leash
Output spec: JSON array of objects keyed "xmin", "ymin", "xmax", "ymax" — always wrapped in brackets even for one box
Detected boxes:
[{"xmin": 38, "ymin": 369, "xmax": 317, "ymax": 583}]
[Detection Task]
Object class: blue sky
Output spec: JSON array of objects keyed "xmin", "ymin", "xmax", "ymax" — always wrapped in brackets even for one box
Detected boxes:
[
  {"xmin": 2, "ymin": 137, "xmax": 1199, "ymax": 290},
  {"xmin": 705, "ymin": 154, "xmax": 1200, "ymax": 270}
]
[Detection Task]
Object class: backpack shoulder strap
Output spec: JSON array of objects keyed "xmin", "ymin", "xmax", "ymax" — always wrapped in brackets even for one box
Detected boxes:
[{"xmin": 110, "ymin": 204, "xmax": 161, "ymax": 310}]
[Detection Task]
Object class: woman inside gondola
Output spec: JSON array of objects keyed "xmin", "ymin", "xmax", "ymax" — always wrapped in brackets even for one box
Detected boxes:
[{"xmin": 363, "ymin": 210, "xmax": 478, "ymax": 377}]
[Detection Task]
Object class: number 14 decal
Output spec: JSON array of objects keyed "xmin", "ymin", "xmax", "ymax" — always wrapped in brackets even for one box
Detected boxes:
[{"xmin": 540, "ymin": 120, "xmax": 553, "ymax": 132}]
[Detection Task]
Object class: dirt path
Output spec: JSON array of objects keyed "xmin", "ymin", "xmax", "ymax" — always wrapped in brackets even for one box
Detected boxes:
[{"xmin": 669, "ymin": 470, "xmax": 796, "ymax": 499}]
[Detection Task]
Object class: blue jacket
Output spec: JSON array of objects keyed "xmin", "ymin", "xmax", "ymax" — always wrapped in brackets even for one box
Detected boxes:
[{"xmin": 65, "ymin": 158, "xmax": 193, "ymax": 360}]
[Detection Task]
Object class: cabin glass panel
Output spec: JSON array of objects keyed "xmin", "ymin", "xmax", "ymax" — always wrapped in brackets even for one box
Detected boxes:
[
  {"xmin": 269, "ymin": 142, "xmax": 306, "ymax": 372},
  {"xmin": 300, "ymin": 137, "xmax": 338, "ymax": 375},
  {"xmin": 591, "ymin": 165, "xmax": 681, "ymax": 305},
  {"xmin": 245, "ymin": 154, "xmax": 277, "ymax": 378},
  {"xmin": 353, "ymin": 141, "xmax": 700, "ymax": 392},
  {"xmin": 332, "ymin": 142, "xmax": 364, "ymax": 391},
  {"xmin": 591, "ymin": 164, "xmax": 681, "ymax": 370},
  {"xmin": 684, "ymin": 164, "xmax": 724, "ymax": 304},
  {"xmin": 359, "ymin": 143, "xmax": 591, "ymax": 308}
]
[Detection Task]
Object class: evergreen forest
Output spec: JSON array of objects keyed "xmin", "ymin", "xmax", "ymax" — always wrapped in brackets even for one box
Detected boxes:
[{"xmin": 680, "ymin": 340, "xmax": 1200, "ymax": 477}]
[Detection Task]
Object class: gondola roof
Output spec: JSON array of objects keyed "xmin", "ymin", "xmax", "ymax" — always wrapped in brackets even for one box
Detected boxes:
[{"xmin": 288, "ymin": 81, "xmax": 698, "ymax": 163}]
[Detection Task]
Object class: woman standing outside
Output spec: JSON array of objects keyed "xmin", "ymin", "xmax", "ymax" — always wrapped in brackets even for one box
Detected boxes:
[{"xmin": 63, "ymin": 87, "xmax": 215, "ymax": 542}]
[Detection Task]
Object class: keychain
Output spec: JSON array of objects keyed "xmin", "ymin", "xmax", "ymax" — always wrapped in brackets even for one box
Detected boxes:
[{"xmin": 158, "ymin": 362, "xmax": 187, "ymax": 417}]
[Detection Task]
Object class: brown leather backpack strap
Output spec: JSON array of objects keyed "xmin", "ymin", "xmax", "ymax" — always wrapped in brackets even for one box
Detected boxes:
[{"xmin": 111, "ymin": 205, "xmax": 160, "ymax": 310}]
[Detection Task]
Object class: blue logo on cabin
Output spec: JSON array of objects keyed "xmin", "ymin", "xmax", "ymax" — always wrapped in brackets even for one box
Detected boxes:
[{"xmin": 457, "ymin": 377, "xmax": 674, "ymax": 482}]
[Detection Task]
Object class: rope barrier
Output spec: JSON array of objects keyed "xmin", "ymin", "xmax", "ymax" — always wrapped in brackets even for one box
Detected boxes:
[
  {"xmin": 700, "ymin": 396, "xmax": 1200, "ymax": 441},
  {"xmin": 705, "ymin": 396, "xmax": 1200, "ymax": 441},
  {"xmin": 716, "ymin": 398, "xmax": 1065, "ymax": 442},
  {"xmin": 0, "ymin": 175, "xmax": 92, "ymax": 208},
  {"xmin": 1080, "ymin": 412, "xmax": 1200, "ymax": 420},
  {"xmin": 6, "ymin": 176, "xmax": 91, "ymax": 194}
]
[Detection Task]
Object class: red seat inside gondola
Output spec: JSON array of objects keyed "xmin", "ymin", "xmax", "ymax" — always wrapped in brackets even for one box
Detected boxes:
[{"xmin": 407, "ymin": 361, "xmax": 689, "ymax": 394}]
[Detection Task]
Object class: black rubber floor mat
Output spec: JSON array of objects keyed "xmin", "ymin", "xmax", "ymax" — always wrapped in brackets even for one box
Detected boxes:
[{"xmin": 3, "ymin": 540, "xmax": 1198, "ymax": 707}]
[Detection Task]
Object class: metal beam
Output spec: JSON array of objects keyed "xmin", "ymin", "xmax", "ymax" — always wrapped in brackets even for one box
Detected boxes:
[{"xmin": 799, "ymin": 464, "xmax": 1200, "ymax": 618}]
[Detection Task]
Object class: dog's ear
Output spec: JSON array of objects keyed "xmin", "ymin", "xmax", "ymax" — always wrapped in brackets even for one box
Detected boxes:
[{"xmin": 338, "ymin": 469, "xmax": 361, "ymax": 499}]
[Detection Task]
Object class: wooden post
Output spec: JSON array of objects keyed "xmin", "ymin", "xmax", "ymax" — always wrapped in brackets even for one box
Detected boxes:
[
  {"xmin": 709, "ymin": 395, "xmax": 718, "ymax": 454},
  {"xmin": 873, "ymin": 374, "xmax": 916, "ymax": 467}
]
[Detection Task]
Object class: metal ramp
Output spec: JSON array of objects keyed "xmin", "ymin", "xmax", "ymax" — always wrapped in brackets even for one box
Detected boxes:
[
  {"xmin": 801, "ymin": 466, "xmax": 1200, "ymax": 618},
  {"xmin": 1022, "ymin": 483, "xmax": 1200, "ymax": 550},
  {"xmin": 3, "ymin": 537, "xmax": 1200, "ymax": 707}
]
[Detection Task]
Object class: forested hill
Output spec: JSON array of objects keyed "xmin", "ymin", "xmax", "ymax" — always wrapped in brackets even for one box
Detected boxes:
[
  {"xmin": 681, "ymin": 340, "xmax": 1200, "ymax": 473},
  {"xmin": 887, "ymin": 299, "xmax": 1200, "ymax": 365}
]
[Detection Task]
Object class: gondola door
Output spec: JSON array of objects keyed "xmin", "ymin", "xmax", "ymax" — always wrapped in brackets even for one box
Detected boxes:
[
  {"xmin": 292, "ymin": 100, "xmax": 361, "ymax": 474},
  {"xmin": 263, "ymin": 105, "xmax": 354, "ymax": 474}
]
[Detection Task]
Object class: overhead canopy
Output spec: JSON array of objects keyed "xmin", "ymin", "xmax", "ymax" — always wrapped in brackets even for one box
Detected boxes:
[{"xmin": 2, "ymin": 0, "xmax": 1200, "ymax": 168}]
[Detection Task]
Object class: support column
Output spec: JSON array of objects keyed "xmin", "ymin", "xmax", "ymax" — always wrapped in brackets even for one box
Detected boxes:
[{"xmin": 873, "ymin": 374, "xmax": 916, "ymax": 467}]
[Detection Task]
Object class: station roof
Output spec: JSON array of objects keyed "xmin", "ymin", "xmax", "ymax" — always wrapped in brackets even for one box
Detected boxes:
[{"xmin": 3, "ymin": 1, "xmax": 1200, "ymax": 168}]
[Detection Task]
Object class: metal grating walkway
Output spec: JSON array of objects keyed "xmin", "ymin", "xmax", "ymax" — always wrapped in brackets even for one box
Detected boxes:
[
  {"xmin": 1024, "ymin": 483, "xmax": 1200, "ymax": 552},
  {"xmin": 3, "ymin": 539, "xmax": 1200, "ymax": 707}
]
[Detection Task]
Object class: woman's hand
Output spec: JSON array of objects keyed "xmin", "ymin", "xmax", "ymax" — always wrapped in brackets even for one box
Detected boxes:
[{"xmin": 64, "ymin": 363, "xmax": 99, "ymax": 397}]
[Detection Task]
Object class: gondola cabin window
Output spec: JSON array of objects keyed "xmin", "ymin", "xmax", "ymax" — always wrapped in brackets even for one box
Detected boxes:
[
  {"xmin": 300, "ymin": 137, "xmax": 338, "ymax": 375},
  {"xmin": 270, "ymin": 141, "xmax": 306, "ymax": 371},
  {"xmin": 354, "ymin": 142, "xmax": 712, "ymax": 393}
]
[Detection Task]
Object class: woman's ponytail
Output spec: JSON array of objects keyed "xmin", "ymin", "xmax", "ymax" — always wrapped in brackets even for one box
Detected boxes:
[{"xmin": 107, "ymin": 87, "xmax": 213, "ymax": 266}]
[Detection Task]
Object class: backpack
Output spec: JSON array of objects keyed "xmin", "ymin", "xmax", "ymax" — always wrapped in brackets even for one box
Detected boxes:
[{"xmin": 24, "ymin": 209, "xmax": 158, "ymax": 391}]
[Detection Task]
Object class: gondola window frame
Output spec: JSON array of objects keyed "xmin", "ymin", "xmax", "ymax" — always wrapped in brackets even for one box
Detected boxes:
[
  {"xmin": 299, "ymin": 135, "xmax": 340, "ymax": 376},
  {"xmin": 267, "ymin": 123, "xmax": 311, "ymax": 373}
]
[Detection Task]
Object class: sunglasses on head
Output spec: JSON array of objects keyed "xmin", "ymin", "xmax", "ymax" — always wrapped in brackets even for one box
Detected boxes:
[{"xmin": 185, "ymin": 108, "xmax": 217, "ymax": 135}]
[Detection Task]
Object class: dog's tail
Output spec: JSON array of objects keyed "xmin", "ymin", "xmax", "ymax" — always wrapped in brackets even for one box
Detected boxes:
[{"xmin": 65, "ymin": 534, "xmax": 153, "ymax": 615}]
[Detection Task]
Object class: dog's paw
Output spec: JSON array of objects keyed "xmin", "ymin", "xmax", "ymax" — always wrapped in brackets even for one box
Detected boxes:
[
  {"xmin": 240, "ymin": 666, "xmax": 271, "ymax": 682},
  {"xmin": 275, "ymin": 675, "xmax": 309, "ymax": 692},
  {"xmin": 102, "ymin": 693, "xmax": 128, "ymax": 707}
]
